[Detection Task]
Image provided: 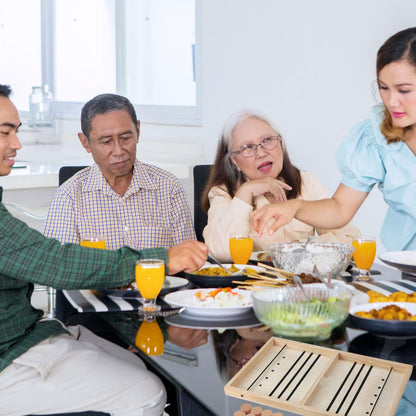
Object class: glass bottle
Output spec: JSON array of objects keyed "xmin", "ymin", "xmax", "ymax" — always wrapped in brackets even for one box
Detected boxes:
[{"xmin": 29, "ymin": 85, "xmax": 54, "ymax": 127}]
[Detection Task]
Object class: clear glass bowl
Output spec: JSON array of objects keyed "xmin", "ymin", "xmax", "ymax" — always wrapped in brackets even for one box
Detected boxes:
[
  {"xmin": 269, "ymin": 242, "xmax": 355, "ymax": 279},
  {"xmin": 252, "ymin": 286, "xmax": 352, "ymax": 341}
]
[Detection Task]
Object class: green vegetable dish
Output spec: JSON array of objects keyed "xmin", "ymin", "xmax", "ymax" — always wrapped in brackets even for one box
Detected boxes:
[{"xmin": 252, "ymin": 287, "xmax": 352, "ymax": 341}]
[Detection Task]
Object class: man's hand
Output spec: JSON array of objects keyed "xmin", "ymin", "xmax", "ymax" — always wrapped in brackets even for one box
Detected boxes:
[
  {"xmin": 167, "ymin": 240, "xmax": 208, "ymax": 275},
  {"xmin": 167, "ymin": 326, "xmax": 209, "ymax": 350}
]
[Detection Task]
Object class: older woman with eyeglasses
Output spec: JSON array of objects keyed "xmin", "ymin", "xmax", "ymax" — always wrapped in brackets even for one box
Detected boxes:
[{"xmin": 201, "ymin": 110, "xmax": 361, "ymax": 262}]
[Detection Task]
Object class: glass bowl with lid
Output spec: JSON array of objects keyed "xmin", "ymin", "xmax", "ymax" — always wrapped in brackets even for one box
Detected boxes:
[{"xmin": 269, "ymin": 241, "xmax": 355, "ymax": 281}]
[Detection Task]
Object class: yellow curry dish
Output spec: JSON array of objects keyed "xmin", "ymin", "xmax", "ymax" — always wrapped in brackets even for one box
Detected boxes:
[
  {"xmin": 367, "ymin": 290, "xmax": 416, "ymax": 303},
  {"xmin": 354, "ymin": 304, "xmax": 416, "ymax": 321},
  {"xmin": 194, "ymin": 264, "xmax": 241, "ymax": 276}
]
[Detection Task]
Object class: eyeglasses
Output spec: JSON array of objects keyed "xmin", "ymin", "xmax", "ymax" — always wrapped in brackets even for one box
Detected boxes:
[{"xmin": 231, "ymin": 135, "xmax": 281, "ymax": 158}]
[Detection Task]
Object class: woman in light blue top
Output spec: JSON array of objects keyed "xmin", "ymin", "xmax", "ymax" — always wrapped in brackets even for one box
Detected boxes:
[{"xmin": 251, "ymin": 27, "xmax": 416, "ymax": 251}]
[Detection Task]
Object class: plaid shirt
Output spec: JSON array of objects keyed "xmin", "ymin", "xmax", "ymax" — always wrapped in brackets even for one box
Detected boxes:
[
  {"xmin": 0, "ymin": 187, "xmax": 167, "ymax": 373},
  {"xmin": 44, "ymin": 160, "xmax": 196, "ymax": 249}
]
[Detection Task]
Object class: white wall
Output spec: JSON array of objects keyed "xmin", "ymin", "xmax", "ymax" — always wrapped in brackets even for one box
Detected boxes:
[
  {"xmin": 184, "ymin": 0, "xmax": 415, "ymax": 255},
  {"xmin": 27, "ymin": 0, "xmax": 416, "ymax": 255}
]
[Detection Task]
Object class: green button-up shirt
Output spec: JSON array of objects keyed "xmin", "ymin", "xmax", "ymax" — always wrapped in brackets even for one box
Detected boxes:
[{"xmin": 0, "ymin": 187, "xmax": 168, "ymax": 373}]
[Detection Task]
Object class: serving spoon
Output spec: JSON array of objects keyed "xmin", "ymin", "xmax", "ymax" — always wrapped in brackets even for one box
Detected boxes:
[
  {"xmin": 207, "ymin": 254, "xmax": 248, "ymax": 276},
  {"xmin": 292, "ymin": 274, "xmax": 311, "ymax": 301},
  {"xmin": 293, "ymin": 235, "xmax": 314, "ymax": 254},
  {"xmin": 207, "ymin": 254, "xmax": 233, "ymax": 276},
  {"xmin": 312, "ymin": 265, "xmax": 332, "ymax": 289}
]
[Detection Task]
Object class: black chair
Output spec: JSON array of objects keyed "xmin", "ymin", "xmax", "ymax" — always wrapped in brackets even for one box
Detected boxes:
[
  {"xmin": 192, "ymin": 164, "xmax": 212, "ymax": 242},
  {"xmin": 59, "ymin": 166, "xmax": 88, "ymax": 186},
  {"xmin": 54, "ymin": 166, "xmax": 88, "ymax": 323}
]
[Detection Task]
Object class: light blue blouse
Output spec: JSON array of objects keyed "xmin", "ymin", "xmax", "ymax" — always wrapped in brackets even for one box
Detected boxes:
[{"xmin": 336, "ymin": 104, "xmax": 416, "ymax": 251}]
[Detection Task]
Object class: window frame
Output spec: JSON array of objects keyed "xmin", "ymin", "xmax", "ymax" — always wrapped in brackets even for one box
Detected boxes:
[{"xmin": 40, "ymin": 0, "xmax": 202, "ymax": 126}]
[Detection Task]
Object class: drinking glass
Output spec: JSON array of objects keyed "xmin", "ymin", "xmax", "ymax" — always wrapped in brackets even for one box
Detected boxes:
[
  {"xmin": 80, "ymin": 235, "xmax": 106, "ymax": 249},
  {"xmin": 229, "ymin": 234, "xmax": 253, "ymax": 265},
  {"xmin": 135, "ymin": 316, "xmax": 164, "ymax": 356},
  {"xmin": 352, "ymin": 237, "xmax": 377, "ymax": 281},
  {"xmin": 135, "ymin": 259, "xmax": 165, "ymax": 313}
]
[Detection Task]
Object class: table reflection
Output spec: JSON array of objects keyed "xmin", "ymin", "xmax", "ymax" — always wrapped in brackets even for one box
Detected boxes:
[
  {"xmin": 135, "ymin": 315, "xmax": 164, "ymax": 356},
  {"xmin": 211, "ymin": 324, "xmax": 350, "ymax": 382}
]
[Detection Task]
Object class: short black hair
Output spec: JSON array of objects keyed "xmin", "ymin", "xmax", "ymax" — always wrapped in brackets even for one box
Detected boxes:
[
  {"xmin": 0, "ymin": 85, "xmax": 12, "ymax": 98},
  {"xmin": 80, "ymin": 93, "xmax": 138, "ymax": 139}
]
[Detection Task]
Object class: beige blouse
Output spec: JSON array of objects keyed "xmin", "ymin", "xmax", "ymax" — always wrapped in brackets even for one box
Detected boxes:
[{"xmin": 203, "ymin": 171, "xmax": 362, "ymax": 262}]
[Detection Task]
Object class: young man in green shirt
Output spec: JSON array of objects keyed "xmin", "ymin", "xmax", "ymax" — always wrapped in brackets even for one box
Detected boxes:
[{"xmin": 0, "ymin": 85, "xmax": 208, "ymax": 416}]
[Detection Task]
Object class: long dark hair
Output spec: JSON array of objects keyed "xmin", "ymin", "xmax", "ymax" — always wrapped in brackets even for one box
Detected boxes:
[
  {"xmin": 377, "ymin": 27, "xmax": 416, "ymax": 144},
  {"xmin": 201, "ymin": 111, "xmax": 302, "ymax": 212}
]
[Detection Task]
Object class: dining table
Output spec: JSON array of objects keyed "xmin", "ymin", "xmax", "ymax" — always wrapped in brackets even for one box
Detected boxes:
[{"xmin": 62, "ymin": 263, "xmax": 416, "ymax": 416}]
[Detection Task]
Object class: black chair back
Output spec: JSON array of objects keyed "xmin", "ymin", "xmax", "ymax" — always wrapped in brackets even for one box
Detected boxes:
[
  {"xmin": 55, "ymin": 166, "xmax": 88, "ymax": 323},
  {"xmin": 193, "ymin": 165, "xmax": 212, "ymax": 242},
  {"xmin": 59, "ymin": 166, "xmax": 88, "ymax": 185}
]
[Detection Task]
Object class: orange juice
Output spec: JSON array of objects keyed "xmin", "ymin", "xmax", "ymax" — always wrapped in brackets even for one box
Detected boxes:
[
  {"xmin": 80, "ymin": 239, "xmax": 106, "ymax": 249},
  {"xmin": 352, "ymin": 240, "xmax": 376, "ymax": 270},
  {"xmin": 229, "ymin": 235, "xmax": 253, "ymax": 265},
  {"xmin": 135, "ymin": 319, "xmax": 164, "ymax": 356},
  {"xmin": 135, "ymin": 261, "xmax": 165, "ymax": 299}
]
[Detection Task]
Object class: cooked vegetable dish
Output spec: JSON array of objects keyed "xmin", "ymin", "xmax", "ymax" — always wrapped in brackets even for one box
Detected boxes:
[
  {"xmin": 193, "ymin": 265, "xmax": 240, "ymax": 276},
  {"xmin": 367, "ymin": 290, "xmax": 416, "ymax": 303},
  {"xmin": 355, "ymin": 304, "xmax": 416, "ymax": 321}
]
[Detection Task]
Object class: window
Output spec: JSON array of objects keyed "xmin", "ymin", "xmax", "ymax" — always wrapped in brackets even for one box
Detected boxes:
[
  {"xmin": 54, "ymin": 0, "xmax": 117, "ymax": 102},
  {"xmin": 0, "ymin": 0, "xmax": 199, "ymax": 124},
  {"xmin": 124, "ymin": 0, "xmax": 196, "ymax": 107},
  {"xmin": 0, "ymin": 0, "xmax": 42, "ymax": 109}
]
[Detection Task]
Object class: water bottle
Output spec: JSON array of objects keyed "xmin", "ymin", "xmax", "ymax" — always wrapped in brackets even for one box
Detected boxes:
[{"xmin": 29, "ymin": 85, "xmax": 54, "ymax": 127}]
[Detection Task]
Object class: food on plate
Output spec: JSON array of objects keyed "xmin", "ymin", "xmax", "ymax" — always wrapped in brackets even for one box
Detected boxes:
[
  {"xmin": 287, "ymin": 273, "xmax": 321, "ymax": 284},
  {"xmin": 114, "ymin": 282, "xmax": 135, "ymax": 290},
  {"xmin": 354, "ymin": 304, "xmax": 416, "ymax": 320},
  {"xmin": 367, "ymin": 290, "xmax": 416, "ymax": 303},
  {"xmin": 256, "ymin": 251, "xmax": 272, "ymax": 262},
  {"xmin": 194, "ymin": 264, "xmax": 240, "ymax": 276},
  {"xmin": 192, "ymin": 287, "xmax": 252, "ymax": 308},
  {"xmin": 193, "ymin": 265, "xmax": 259, "ymax": 277}
]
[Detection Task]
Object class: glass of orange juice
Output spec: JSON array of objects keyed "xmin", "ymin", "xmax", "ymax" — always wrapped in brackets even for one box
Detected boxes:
[
  {"xmin": 135, "ymin": 316, "xmax": 164, "ymax": 356},
  {"xmin": 229, "ymin": 234, "xmax": 253, "ymax": 265},
  {"xmin": 80, "ymin": 235, "xmax": 106, "ymax": 249},
  {"xmin": 135, "ymin": 259, "xmax": 165, "ymax": 313},
  {"xmin": 352, "ymin": 237, "xmax": 376, "ymax": 281}
]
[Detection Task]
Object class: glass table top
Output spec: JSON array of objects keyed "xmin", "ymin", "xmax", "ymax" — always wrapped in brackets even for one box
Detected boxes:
[{"xmin": 68, "ymin": 264, "xmax": 416, "ymax": 416}]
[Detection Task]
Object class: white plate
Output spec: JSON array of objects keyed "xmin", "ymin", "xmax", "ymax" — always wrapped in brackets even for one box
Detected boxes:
[
  {"xmin": 379, "ymin": 250, "xmax": 416, "ymax": 274},
  {"xmin": 161, "ymin": 276, "xmax": 189, "ymax": 291},
  {"xmin": 106, "ymin": 276, "xmax": 189, "ymax": 298},
  {"xmin": 250, "ymin": 251, "xmax": 271, "ymax": 262},
  {"xmin": 163, "ymin": 288, "xmax": 253, "ymax": 316},
  {"xmin": 304, "ymin": 281, "xmax": 357, "ymax": 292},
  {"xmin": 165, "ymin": 309, "xmax": 261, "ymax": 330}
]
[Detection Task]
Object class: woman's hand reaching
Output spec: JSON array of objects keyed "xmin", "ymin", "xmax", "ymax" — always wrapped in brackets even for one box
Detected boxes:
[
  {"xmin": 250, "ymin": 200, "xmax": 299, "ymax": 237},
  {"xmin": 235, "ymin": 177, "xmax": 292, "ymax": 205}
]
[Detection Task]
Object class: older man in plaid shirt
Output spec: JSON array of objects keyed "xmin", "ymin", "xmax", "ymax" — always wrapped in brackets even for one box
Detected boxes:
[
  {"xmin": 44, "ymin": 93, "xmax": 196, "ymax": 251},
  {"xmin": 0, "ymin": 85, "xmax": 207, "ymax": 416}
]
